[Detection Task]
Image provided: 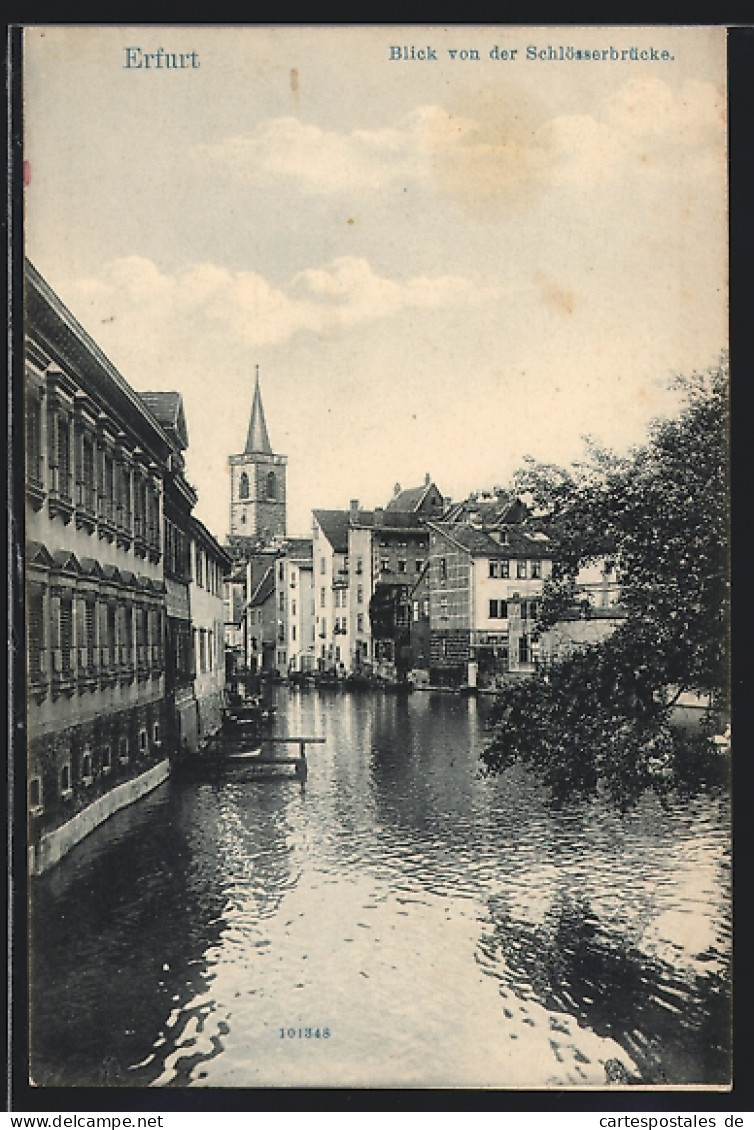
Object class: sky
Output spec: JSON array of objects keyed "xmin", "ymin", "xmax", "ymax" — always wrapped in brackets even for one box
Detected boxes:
[{"xmin": 23, "ymin": 25, "xmax": 727, "ymax": 540}]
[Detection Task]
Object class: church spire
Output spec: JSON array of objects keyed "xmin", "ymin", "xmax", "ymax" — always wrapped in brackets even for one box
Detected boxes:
[{"xmin": 245, "ymin": 366, "xmax": 272, "ymax": 455}]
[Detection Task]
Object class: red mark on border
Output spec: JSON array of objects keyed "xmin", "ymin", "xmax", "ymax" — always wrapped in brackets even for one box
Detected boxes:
[{"xmin": 23, "ymin": 161, "xmax": 31, "ymax": 186}]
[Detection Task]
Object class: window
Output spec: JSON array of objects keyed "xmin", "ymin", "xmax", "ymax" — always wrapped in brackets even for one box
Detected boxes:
[
  {"xmin": 291, "ymin": 599, "xmax": 296, "ymax": 616},
  {"xmin": 279, "ymin": 562, "xmax": 285, "ymax": 582},
  {"xmin": 291, "ymin": 624, "xmax": 296, "ymax": 642},
  {"xmin": 357, "ymin": 613, "xmax": 364, "ymax": 632},
  {"xmin": 196, "ymin": 549, "xmax": 204, "ymax": 588},
  {"xmin": 27, "ymin": 586, "xmax": 45, "ymax": 681},
  {"xmin": 239, "ymin": 471, "xmax": 249, "ymax": 499},
  {"xmin": 489, "ymin": 561, "xmax": 499, "ymax": 578},
  {"xmin": 501, "ymin": 560, "xmax": 510, "ymax": 578},
  {"xmin": 413, "ymin": 601, "xmax": 419, "ymax": 622},
  {"xmin": 320, "ymin": 557, "xmax": 326, "ymax": 574},
  {"xmin": 59, "ymin": 595, "xmax": 73, "ymax": 673},
  {"xmin": 517, "ymin": 560, "xmax": 527, "ymax": 579},
  {"xmin": 357, "ymin": 585, "xmax": 363, "ymax": 605},
  {"xmin": 57, "ymin": 415, "xmax": 72, "ymax": 500},
  {"xmin": 60, "ymin": 761, "xmax": 72, "ymax": 798},
  {"xmin": 102, "ymin": 746, "xmax": 112, "ymax": 774},
  {"xmin": 518, "ymin": 635, "xmax": 530, "ymax": 664},
  {"xmin": 415, "ymin": 559, "xmax": 424, "ymax": 573},
  {"xmin": 356, "ymin": 557, "xmax": 363, "ymax": 575},
  {"xmin": 439, "ymin": 557, "xmax": 447, "ymax": 582},
  {"xmin": 380, "ymin": 557, "xmax": 390, "ymax": 573},
  {"xmin": 119, "ymin": 736, "xmax": 129, "ymax": 764},
  {"xmin": 26, "ymin": 398, "xmax": 43, "ymax": 484},
  {"xmin": 279, "ymin": 591, "xmax": 285, "ymax": 612},
  {"xmin": 81, "ymin": 750, "xmax": 93, "ymax": 785},
  {"xmin": 489, "ymin": 599, "xmax": 498, "ymax": 619},
  {"xmin": 398, "ymin": 560, "xmax": 406, "ymax": 573},
  {"xmin": 266, "ymin": 471, "xmax": 277, "ymax": 499},
  {"xmin": 153, "ymin": 723, "xmax": 161, "ymax": 745},
  {"xmin": 139, "ymin": 728, "xmax": 148, "ymax": 753},
  {"xmin": 531, "ymin": 560, "xmax": 542, "ymax": 579},
  {"xmin": 320, "ymin": 586, "xmax": 326, "ymax": 608},
  {"xmin": 440, "ymin": 596, "xmax": 449, "ymax": 620},
  {"xmin": 28, "ymin": 776, "xmax": 43, "ymax": 814}
]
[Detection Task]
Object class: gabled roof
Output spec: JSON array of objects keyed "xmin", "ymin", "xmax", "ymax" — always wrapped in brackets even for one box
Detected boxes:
[
  {"xmin": 385, "ymin": 480, "xmax": 444, "ymax": 514},
  {"xmin": 428, "ymin": 521, "xmax": 554, "ymax": 559},
  {"xmin": 139, "ymin": 391, "xmax": 189, "ymax": 451},
  {"xmin": 248, "ymin": 564, "xmax": 275, "ymax": 607},
  {"xmin": 79, "ymin": 557, "xmax": 105, "ymax": 579},
  {"xmin": 312, "ymin": 510, "xmax": 351, "ymax": 553},
  {"xmin": 443, "ymin": 491, "xmax": 528, "ymax": 526},
  {"xmin": 245, "ymin": 372, "xmax": 272, "ymax": 455},
  {"xmin": 27, "ymin": 541, "xmax": 56, "ymax": 569},
  {"xmin": 51, "ymin": 549, "xmax": 81, "ymax": 574}
]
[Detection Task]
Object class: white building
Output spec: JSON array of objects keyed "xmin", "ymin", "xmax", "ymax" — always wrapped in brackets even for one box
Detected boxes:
[{"xmin": 189, "ymin": 516, "xmax": 231, "ymax": 747}]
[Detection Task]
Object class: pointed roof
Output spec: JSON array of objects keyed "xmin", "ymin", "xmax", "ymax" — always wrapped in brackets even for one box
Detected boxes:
[
  {"xmin": 385, "ymin": 480, "xmax": 444, "ymax": 516},
  {"xmin": 245, "ymin": 369, "xmax": 272, "ymax": 455}
]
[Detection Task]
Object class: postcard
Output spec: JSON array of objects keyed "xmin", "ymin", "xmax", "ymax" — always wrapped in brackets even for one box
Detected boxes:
[{"xmin": 20, "ymin": 24, "xmax": 729, "ymax": 1092}]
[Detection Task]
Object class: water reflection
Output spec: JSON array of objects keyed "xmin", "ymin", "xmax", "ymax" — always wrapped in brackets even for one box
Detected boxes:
[
  {"xmin": 478, "ymin": 890, "xmax": 731, "ymax": 1085},
  {"xmin": 29, "ymin": 687, "xmax": 730, "ymax": 1088}
]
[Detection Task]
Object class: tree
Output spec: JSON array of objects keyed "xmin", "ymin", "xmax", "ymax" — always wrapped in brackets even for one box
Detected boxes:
[{"xmin": 483, "ymin": 358, "xmax": 730, "ymax": 804}]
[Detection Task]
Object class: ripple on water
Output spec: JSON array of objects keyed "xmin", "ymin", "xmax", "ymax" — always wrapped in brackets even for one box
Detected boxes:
[{"xmin": 29, "ymin": 689, "xmax": 730, "ymax": 1088}]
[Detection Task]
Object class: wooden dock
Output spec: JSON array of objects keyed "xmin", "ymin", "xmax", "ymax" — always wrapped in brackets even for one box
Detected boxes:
[{"xmin": 219, "ymin": 736, "xmax": 325, "ymax": 781}]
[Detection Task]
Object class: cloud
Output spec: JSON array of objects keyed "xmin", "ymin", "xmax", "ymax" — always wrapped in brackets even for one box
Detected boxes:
[
  {"xmin": 64, "ymin": 254, "xmax": 495, "ymax": 351},
  {"xmin": 195, "ymin": 77, "xmax": 724, "ymax": 204}
]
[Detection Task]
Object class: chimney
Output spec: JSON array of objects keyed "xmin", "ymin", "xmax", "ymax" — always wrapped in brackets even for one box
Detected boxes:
[
  {"xmin": 394, "ymin": 482, "xmax": 401, "ymax": 497},
  {"xmin": 424, "ymin": 472, "xmax": 431, "ymax": 486},
  {"xmin": 350, "ymin": 499, "xmax": 359, "ymax": 516}
]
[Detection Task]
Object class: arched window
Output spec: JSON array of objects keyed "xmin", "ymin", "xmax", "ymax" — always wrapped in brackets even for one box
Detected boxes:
[
  {"xmin": 266, "ymin": 471, "xmax": 277, "ymax": 500},
  {"xmin": 239, "ymin": 471, "xmax": 249, "ymax": 499}
]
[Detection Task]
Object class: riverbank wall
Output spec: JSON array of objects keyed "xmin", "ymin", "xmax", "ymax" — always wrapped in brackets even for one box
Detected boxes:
[{"xmin": 29, "ymin": 759, "xmax": 171, "ymax": 876}]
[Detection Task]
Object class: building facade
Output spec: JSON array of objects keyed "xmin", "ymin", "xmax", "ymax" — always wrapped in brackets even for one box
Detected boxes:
[
  {"xmin": 426, "ymin": 520, "xmax": 554, "ymax": 686},
  {"xmin": 189, "ymin": 516, "xmax": 232, "ymax": 747},
  {"xmin": 25, "ymin": 263, "xmax": 179, "ymax": 872},
  {"xmin": 24, "ymin": 261, "xmax": 230, "ymax": 873}
]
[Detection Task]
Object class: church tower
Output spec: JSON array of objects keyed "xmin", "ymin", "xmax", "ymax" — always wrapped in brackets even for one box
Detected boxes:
[{"xmin": 228, "ymin": 368, "xmax": 287, "ymax": 548}]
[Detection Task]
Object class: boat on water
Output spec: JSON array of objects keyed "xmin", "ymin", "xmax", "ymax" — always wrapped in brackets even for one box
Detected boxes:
[{"xmin": 223, "ymin": 692, "xmax": 277, "ymax": 732}]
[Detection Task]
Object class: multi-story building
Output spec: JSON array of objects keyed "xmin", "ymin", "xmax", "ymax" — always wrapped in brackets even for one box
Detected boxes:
[
  {"xmin": 311, "ymin": 509, "xmax": 350, "ymax": 673},
  {"xmin": 311, "ymin": 478, "xmax": 445, "ymax": 677},
  {"xmin": 189, "ymin": 516, "xmax": 232, "ymax": 747},
  {"xmin": 425, "ymin": 520, "xmax": 554, "ymax": 686},
  {"xmin": 24, "ymin": 261, "xmax": 231, "ymax": 872},
  {"xmin": 271, "ymin": 539, "xmax": 314, "ymax": 675},
  {"xmin": 246, "ymin": 561, "xmax": 277, "ymax": 672},
  {"xmin": 24, "ymin": 262, "xmax": 181, "ymax": 873}
]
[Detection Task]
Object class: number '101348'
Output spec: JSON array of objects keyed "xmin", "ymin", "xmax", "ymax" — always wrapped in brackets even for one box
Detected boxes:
[{"xmin": 280, "ymin": 1027, "xmax": 331, "ymax": 1039}]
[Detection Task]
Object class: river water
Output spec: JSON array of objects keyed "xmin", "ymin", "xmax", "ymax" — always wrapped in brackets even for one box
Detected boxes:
[{"xmin": 29, "ymin": 688, "xmax": 731, "ymax": 1090}]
